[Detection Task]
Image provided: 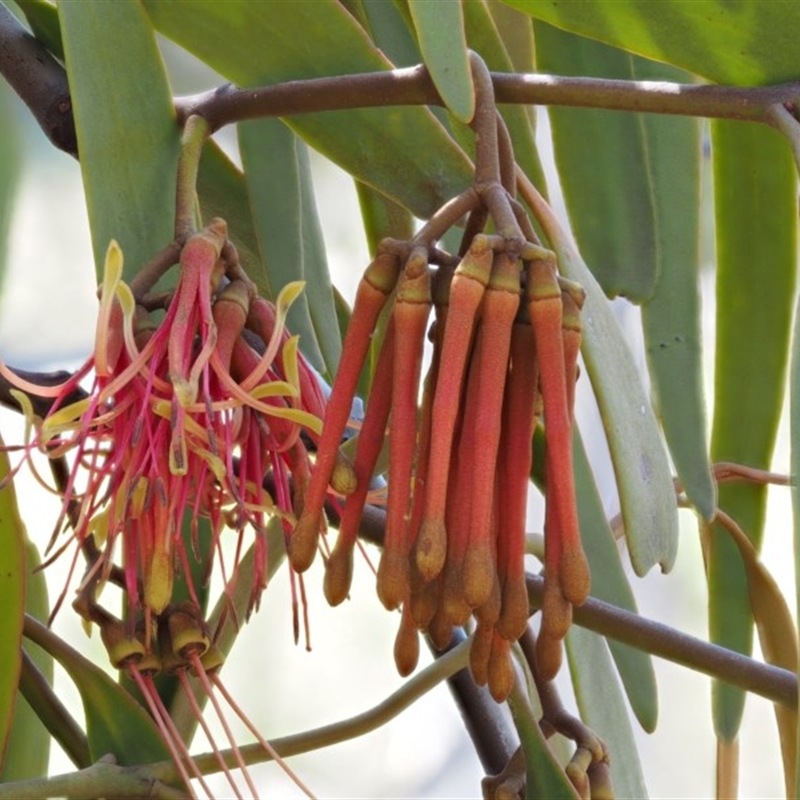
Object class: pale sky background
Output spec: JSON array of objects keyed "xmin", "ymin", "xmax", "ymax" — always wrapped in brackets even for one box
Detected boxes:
[{"xmin": 0, "ymin": 35, "xmax": 795, "ymax": 800}]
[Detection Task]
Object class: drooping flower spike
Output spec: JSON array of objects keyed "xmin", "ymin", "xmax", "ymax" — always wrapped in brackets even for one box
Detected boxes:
[{"xmin": 2, "ymin": 219, "xmax": 325, "ymax": 628}]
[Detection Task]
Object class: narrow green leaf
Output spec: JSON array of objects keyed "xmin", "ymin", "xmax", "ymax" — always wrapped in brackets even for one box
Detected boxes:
[
  {"xmin": 407, "ymin": 0, "xmax": 474, "ymax": 123},
  {"xmin": 507, "ymin": 681, "xmax": 579, "ymax": 799},
  {"xmin": 637, "ymin": 68, "xmax": 715, "ymax": 521},
  {"xmin": 524, "ymin": 183, "xmax": 679, "ymax": 575},
  {"xmin": 734, "ymin": 518, "xmax": 797, "ymax": 794},
  {"xmin": 15, "ymin": 0, "xmax": 63, "ymax": 60},
  {"xmin": 789, "ymin": 277, "xmax": 800, "ymax": 800},
  {"xmin": 142, "ymin": 0, "xmax": 474, "ymax": 220},
  {"xmin": 486, "ymin": 0, "xmax": 535, "ymax": 74},
  {"xmin": 239, "ymin": 119, "xmax": 341, "ymax": 377},
  {"xmin": 196, "ymin": 140, "xmax": 266, "ymax": 291},
  {"xmin": 504, "ymin": 0, "xmax": 800, "ymax": 84},
  {"xmin": 534, "ymin": 22, "xmax": 658, "ymax": 301},
  {"xmin": 60, "ymin": 0, "xmax": 179, "ymax": 283},
  {"xmin": 708, "ymin": 120, "xmax": 797, "ymax": 740},
  {"xmin": 0, "ymin": 538, "xmax": 52, "ymax": 782},
  {"xmin": 360, "ymin": 0, "xmax": 422, "ymax": 67},
  {"xmin": 0, "ymin": 446, "xmax": 26, "ymax": 775},
  {"xmin": 566, "ymin": 626, "xmax": 649, "ymax": 799},
  {"xmin": 23, "ymin": 617, "xmax": 170, "ymax": 766},
  {"xmin": 573, "ymin": 432, "xmax": 658, "ymax": 732}
]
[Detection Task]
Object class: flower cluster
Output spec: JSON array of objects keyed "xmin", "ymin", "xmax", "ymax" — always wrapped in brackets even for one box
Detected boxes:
[
  {"xmin": 2, "ymin": 218, "xmax": 325, "ymax": 630},
  {"xmin": 289, "ymin": 226, "xmax": 591, "ymax": 698}
]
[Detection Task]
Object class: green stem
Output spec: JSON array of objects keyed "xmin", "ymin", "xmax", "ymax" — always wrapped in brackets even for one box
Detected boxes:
[{"xmin": 174, "ymin": 114, "xmax": 210, "ymax": 241}]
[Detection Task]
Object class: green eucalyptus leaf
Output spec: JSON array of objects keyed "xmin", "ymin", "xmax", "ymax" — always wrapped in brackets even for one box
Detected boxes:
[
  {"xmin": 0, "ymin": 446, "xmax": 26, "ymax": 775},
  {"xmin": 60, "ymin": 0, "xmax": 180, "ymax": 283},
  {"xmin": 525, "ymin": 183, "xmax": 679, "ymax": 576},
  {"xmin": 15, "ymin": 0, "xmax": 63, "ymax": 60},
  {"xmin": 503, "ymin": 0, "xmax": 800, "ymax": 84},
  {"xmin": 486, "ymin": 0, "xmax": 534, "ymax": 74},
  {"xmin": 23, "ymin": 617, "xmax": 171, "ymax": 766},
  {"xmin": 142, "ymin": 0, "xmax": 474, "ymax": 220},
  {"xmin": 239, "ymin": 118, "xmax": 341, "ymax": 377},
  {"xmin": 707, "ymin": 120, "xmax": 797, "ymax": 741},
  {"xmin": 636, "ymin": 68, "xmax": 715, "ymax": 521},
  {"xmin": 573, "ymin": 432, "xmax": 658, "ymax": 732},
  {"xmin": 360, "ymin": 0, "xmax": 422, "ymax": 67},
  {"xmin": 566, "ymin": 626, "xmax": 649, "ymax": 799},
  {"xmin": 533, "ymin": 22, "xmax": 657, "ymax": 301},
  {"xmin": 790, "ymin": 278, "xmax": 800, "ymax": 799},
  {"xmin": 0, "ymin": 537, "xmax": 52, "ymax": 782},
  {"xmin": 407, "ymin": 0, "xmax": 474, "ymax": 123}
]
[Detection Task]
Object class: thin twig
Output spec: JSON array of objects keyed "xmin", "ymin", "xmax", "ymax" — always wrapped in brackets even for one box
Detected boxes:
[{"xmin": 526, "ymin": 574, "xmax": 797, "ymax": 709}]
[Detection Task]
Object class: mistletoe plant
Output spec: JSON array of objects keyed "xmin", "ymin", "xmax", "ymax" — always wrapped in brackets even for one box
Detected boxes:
[{"xmin": 1, "ymin": 2, "xmax": 800, "ymax": 799}]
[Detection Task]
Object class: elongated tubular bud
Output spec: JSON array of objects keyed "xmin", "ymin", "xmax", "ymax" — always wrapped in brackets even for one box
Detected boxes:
[
  {"xmin": 213, "ymin": 279, "xmax": 251, "ymax": 372},
  {"xmin": 526, "ymin": 257, "xmax": 589, "ymax": 607},
  {"xmin": 535, "ymin": 629, "xmax": 564, "ymax": 682},
  {"xmin": 487, "ymin": 632, "xmax": 514, "ymax": 703},
  {"xmin": 440, "ymin": 329, "xmax": 483, "ymax": 624},
  {"xmin": 496, "ymin": 318, "xmax": 538, "ymax": 642},
  {"xmin": 463, "ymin": 252, "xmax": 521, "ymax": 609},
  {"xmin": 393, "ymin": 603, "xmax": 420, "ymax": 677},
  {"xmin": 416, "ymin": 236, "xmax": 494, "ymax": 582},
  {"xmin": 469, "ymin": 620, "xmax": 493, "ymax": 687},
  {"xmin": 377, "ymin": 255, "xmax": 431, "ymax": 610},
  {"xmin": 290, "ymin": 252, "xmax": 401, "ymax": 573},
  {"xmin": 324, "ymin": 320, "xmax": 396, "ymax": 606}
]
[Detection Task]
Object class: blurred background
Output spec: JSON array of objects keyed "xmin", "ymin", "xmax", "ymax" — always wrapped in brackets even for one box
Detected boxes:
[{"xmin": 0, "ymin": 31, "xmax": 794, "ymax": 800}]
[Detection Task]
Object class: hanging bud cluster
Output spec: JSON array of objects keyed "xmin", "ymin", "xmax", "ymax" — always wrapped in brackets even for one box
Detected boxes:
[
  {"xmin": 289, "ymin": 223, "xmax": 591, "ymax": 695},
  {"xmin": 1, "ymin": 217, "xmax": 325, "ymax": 626}
]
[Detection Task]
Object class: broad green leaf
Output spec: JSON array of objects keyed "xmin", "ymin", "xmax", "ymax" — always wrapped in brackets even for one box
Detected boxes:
[
  {"xmin": 522, "ymin": 178, "xmax": 679, "ymax": 575},
  {"xmin": 407, "ymin": 0, "xmax": 474, "ymax": 123},
  {"xmin": 0, "ymin": 537, "xmax": 52, "ymax": 782},
  {"xmin": 337, "ymin": 0, "xmax": 369, "ymax": 31},
  {"xmin": 142, "ymin": 0, "xmax": 474, "ymax": 220},
  {"xmin": 60, "ymin": 0, "xmax": 180, "ymax": 283},
  {"xmin": 533, "ymin": 22, "xmax": 658, "ymax": 301},
  {"xmin": 566, "ymin": 626, "xmax": 649, "ymax": 799},
  {"xmin": 23, "ymin": 616, "xmax": 170, "ymax": 766},
  {"xmin": 573, "ymin": 432, "xmax": 658, "ymax": 732},
  {"xmin": 708, "ymin": 120, "xmax": 797, "ymax": 740},
  {"xmin": 0, "ymin": 445, "xmax": 26, "ymax": 775},
  {"xmin": 239, "ymin": 119, "xmax": 341, "ymax": 377},
  {"xmin": 504, "ymin": 1, "xmax": 800, "ymax": 84},
  {"xmin": 463, "ymin": 0, "xmax": 546, "ymax": 196},
  {"xmin": 196, "ymin": 140, "xmax": 266, "ymax": 290},
  {"xmin": 637, "ymin": 68, "xmax": 715, "ymax": 521},
  {"xmin": 15, "ymin": 0, "xmax": 63, "ymax": 60}
]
